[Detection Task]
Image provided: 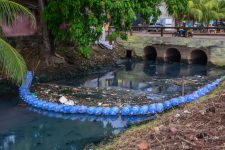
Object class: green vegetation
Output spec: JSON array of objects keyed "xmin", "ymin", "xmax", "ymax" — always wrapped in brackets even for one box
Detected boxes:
[
  {"xmin": 44, "ymin": 0, "xmax": 161, "ymax": 57},
  {"xmin": 0, "ymin": 0, "xmax": 35, "ymax": 85},
  {"xmin": 165, "ymin": 0, "xmax": 188, "ymax": 22},
  {"xmin": 188, "ymin": 0, "xmax": 225, "ymax": 25},
  {"xmin": 43, "ymin": 0, "xmax": 225, "ymax": 57},
  {"xmin": 165, "ymin": 0, "xmax": 225, "ymax": 26}
]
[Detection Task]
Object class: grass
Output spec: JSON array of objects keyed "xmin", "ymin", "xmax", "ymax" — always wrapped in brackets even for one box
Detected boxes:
[{"xmin": 96, "ymin": 80, "xmax": 225, "ymax": 150}]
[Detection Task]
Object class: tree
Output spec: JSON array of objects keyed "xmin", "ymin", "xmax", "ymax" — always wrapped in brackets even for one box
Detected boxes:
[
  {"xmin": 217, "ymin": 0, "xmax": 225, "ymax": 20},
  {"xmin": 165, "ymin": 0, "xmax": 188, "ymax": 26},
  {"xmin": 44, "ymin": 0, "xmax": 162, "ymax": 57},
  {"xmin": 188, "ymin": 0, "xmax": 225, "ymax": 26},
  {"xmin": 38, "ymin": 0, "xmax": 54, "ymax": 66},
  {"xmin": 0, "ymin": 0, "xmax": 35, "ymax": 85}
]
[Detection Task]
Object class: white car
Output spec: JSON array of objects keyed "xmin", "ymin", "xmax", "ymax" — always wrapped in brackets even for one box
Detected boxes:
[{"xmin": 148, "ymin": 23, "xmax": 164, "ymax": 32}]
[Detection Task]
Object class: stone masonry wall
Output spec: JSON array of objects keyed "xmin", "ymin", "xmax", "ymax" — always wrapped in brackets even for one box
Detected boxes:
[
  {"xmin": 119, "ymin": 35, "xmax": 225, "ymax": 66},
  {"xmin": 6, "ymin": 35, "xmax": 42, "ymax": 51}
]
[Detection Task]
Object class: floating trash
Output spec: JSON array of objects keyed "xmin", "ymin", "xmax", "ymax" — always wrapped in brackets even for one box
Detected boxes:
[
  {"xmin": 64, "ymin": 100, "xmax": 75, "ymax": 106},
  {"xmin": 19, "ymin": 71, "xmax": 225, "ymax": 116},
  {"xmin": 59, "ymin": 96, "xmax": 68, "ymax": 104}
]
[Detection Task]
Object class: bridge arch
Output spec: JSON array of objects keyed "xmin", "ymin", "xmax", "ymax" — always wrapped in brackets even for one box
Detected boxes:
[
  {"xmin": 189, "ymin": 50, "xmax": 208, "ymax": 65},
  {"xmin": 165, "ymin": 48, "xmax": 181, "ymax": 62},
  {"xmin": 143, "ymin": 46, "xmax": 157, "ymax": 61}
]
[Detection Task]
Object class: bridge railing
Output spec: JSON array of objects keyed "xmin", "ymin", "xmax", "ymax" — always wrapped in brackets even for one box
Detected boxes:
[{"xmin": 110, "ymin": 26, "xmax": 225, "ymax": 37}]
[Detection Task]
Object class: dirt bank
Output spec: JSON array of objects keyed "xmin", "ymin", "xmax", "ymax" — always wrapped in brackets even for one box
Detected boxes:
[
  {"xmin": 19, "ymin": 42, "xmax": 129, "ymax": 82},
  {"xmin": 0, "ymin": 38, "xmax": 130, "ymax": 94},
  {"xmin": 97, "ymin": 81, "xmax": 225, "ymax": 150}
]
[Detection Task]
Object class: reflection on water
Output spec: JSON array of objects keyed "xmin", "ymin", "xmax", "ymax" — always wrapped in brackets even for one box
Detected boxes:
[
  {"xmin": 53, "ymin": 61, "xmax": 213, "ymax": 91},
  {"xmin": 51, "ymin": 61, "xmax": 225, "ymax": 102},
  {"xmin": 143, "ymin": 61, "xmax": 207, "ymax": 78},
  {"xmin": 0, "ymin": 96, "xmax": 152, "ymax": 150},
  {"xmin": 81, "ymin": 61, "xmax": 222, "ymax": 91}
]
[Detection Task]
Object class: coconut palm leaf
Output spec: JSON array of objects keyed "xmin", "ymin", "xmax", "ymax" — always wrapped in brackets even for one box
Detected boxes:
[
  {"xmin": 218, "ymin": 0, "xmax": 225, "ymax": 19},
  {"xmin": 0, "ymin": 38, "xmax": 27, "ymax": 85},
  {"xmin": 188, "ymin": 0, "xmax": 225, "ymax": 25},
  {"xmin": 0, "ymin": 0, "xmax": 36, "ymax": 26},
  {"xmin": 0, "ymin": 0, "xmax": 36, "ymax": 85}
]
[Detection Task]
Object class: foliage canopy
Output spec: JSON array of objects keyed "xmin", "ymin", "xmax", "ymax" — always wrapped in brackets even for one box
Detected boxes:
[
  {"xmin": 44, "ymin": 0, "xmax": 225, "ymax": 56},
  {"xmin": 188, "ymin": 0, "xmax": 225, "ymax": 25},
  {"xmin": 44, "ymin": 0, "xmax": 161, "ymax": 57},
  {"xmin": 165, "ymin": 0, "xmax": 188, "ymax": 20}
]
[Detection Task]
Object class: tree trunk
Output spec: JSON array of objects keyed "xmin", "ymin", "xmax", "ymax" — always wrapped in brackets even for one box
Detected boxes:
[
  {"xmin": 38, "ymin": 0, "xmax": 53, "ymax": 66},
  {"xmin": 175, "ymin": 18, "xmax": 178, "ymax": 27},
  {"xmin": 129, "ymin": 28, "xmax": 133, "ymax": 36}
]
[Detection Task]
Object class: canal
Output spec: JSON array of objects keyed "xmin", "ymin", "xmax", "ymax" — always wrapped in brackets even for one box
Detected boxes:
[{"xmin": 1, "ymin": 61, "xmax": 225, "ymax": 150}]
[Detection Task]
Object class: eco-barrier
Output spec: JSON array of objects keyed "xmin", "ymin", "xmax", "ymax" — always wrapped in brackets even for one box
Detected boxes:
[
  {"xmin": 28, "ymin": 107, "xmax": 154, "ymax": 124},
  {"xmin": 19, "ymin": 71, "xmax": 224, "ymax": 116}
]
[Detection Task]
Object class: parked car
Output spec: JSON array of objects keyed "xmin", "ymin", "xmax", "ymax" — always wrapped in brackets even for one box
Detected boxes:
[
  {"xmin": 192, "ymin": 22, "xmax": 206, "ymax": 32},
  {"xmin": 159, "ymin": 18, "xmax": 173, "ymax": 31},
  {"xmin": 193, "ymin": 22, "xmax": 201, "ymax": 28},
  {"xmin": 212, "ymin": 21, "xmax": 225, "ymax": 27},
  {"xmin": 212, "ymin": 21, "xmax": 225, "ymax": 32},
  {"xmin": 148, "ymin": 23, "xmax": 164, "ymax": 32}
]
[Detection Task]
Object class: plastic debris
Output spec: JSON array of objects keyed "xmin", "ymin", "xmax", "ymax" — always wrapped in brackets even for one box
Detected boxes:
[
  {"xmin": 64, "ymin": 100, "xmax": 75, "ymax": 106},
  {"xmin": 59, "ymin": 96, "xmax": 68, "ymax": 104}
]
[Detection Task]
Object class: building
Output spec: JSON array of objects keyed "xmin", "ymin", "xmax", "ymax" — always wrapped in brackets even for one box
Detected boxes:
[
  {"xmin": 1, "ymin": 0, "xmax": 40, "ymax": 37},
  {"xmin": 155, "ymin": 2, "xmax": 175, "ymax": 27}
]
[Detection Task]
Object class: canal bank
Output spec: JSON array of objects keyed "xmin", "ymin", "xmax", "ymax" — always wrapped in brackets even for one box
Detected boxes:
[
  {"xmin": 6, "ymin": 36, "xmax": 131, "ymax": 83},
  {"xmin": 96, "ymin": 80, "xmax": 225, "ymax": 150}
]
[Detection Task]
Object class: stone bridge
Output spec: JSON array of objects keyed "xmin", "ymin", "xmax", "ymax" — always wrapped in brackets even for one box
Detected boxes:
[
  {"xmin": 144, "ymin": 45, "xmax": 209, "ymax": 64},
  {"xmin": 119, "ymin": 34, "xmax": 225, "ymax": 66}
]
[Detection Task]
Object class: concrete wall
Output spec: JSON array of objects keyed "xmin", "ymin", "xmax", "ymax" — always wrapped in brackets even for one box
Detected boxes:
[
  {"xmin": 119, "ymin": 35, "xmax": 225, "ymax": 66},
  {"xmin": 6, "ymin": 35, "xmax": 42, "ymax": 51},
  {"xmin": 1, "ymin": 0, "xmax": 40, "ymax": 36},
  {"xmin": 1, "ymin": 15, "xmax": 38, "ymax": 36}
]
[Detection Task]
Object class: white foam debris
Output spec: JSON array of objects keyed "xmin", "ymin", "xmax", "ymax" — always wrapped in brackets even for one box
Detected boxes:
[
  {"xmin": 59, "ymin": 96, "xmax": 68, "ymax": 104},
  {"xmin": 64, "ymin": 100, "xmax": 75, "ymax": 106}
]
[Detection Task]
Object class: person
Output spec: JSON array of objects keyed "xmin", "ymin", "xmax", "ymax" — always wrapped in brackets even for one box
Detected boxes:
[
  {"xmin": 209, "ymin": 24, "xmax": 216, "ymax": 33},
  {"xmin": 187, "ymin": 23, "xmax": 193, "ymax": 37},
  {"xmin": 104, "ymin": 22, "xmax": 110, "ymax": 32},
  {"xmin": 182, "ymin": 21, "xmax": 186, "ymax": 28},
  {"xmin": 178, "ymin": 21, "xmax": 186, "ymax": 37},
  {"xmin": 101, "ymin": 24, "xmax": 106, "ymax": 41}
]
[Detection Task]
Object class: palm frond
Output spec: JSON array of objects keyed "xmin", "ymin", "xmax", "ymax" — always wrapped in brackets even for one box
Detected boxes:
[
  {"xmin": 188, "ymin": 0, "xmax": 194, "ymax": 8},
  {"xmin": 205, "ymin": 0, "xmax": 217, "ymax": 10},
  {"xmin": 0, "ymin": 38, "xmax": 27, "ymax": 85},
  {"xmin": 0, "ymin": 0, "xmax": 36, "ymax": 26},
  {"xmin": 188, "ymin": 0, "xmax": 225, "ymax": 24}
]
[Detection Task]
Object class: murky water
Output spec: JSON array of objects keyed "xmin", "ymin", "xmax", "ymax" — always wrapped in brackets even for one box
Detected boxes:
[
  {"xmin": 51, "ymin": 61, "xmax": 225, "ymax": 104},
  {"xmin": 1, "ymin": 61, "xmax": 225, "ymax": 150},
  {"xmin": 0, "ymin": 96, "xmax": 151, "ymax": 150}
]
